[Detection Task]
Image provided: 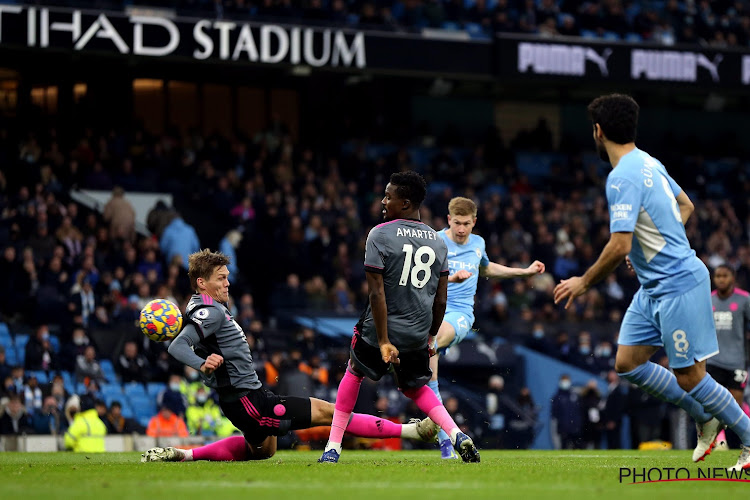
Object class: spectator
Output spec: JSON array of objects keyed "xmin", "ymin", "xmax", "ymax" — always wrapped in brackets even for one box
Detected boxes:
[
  {"xmin": 579, "ymin": 380, "xmax": 602, "ymax": 449},
  {"xmin": 31, "ymin": 395, "xmax": 68, "ymax": 435},
  {"xmin": 102, "ymin": 186, "xmax": 136, "ymax": 242},
  {"xmin": 59, "ymin": 327, "xmax": 92, "ymax": 372},
  {"xmin": 117, "ymin": 341, "xmax": 149, "ymax": 384},
  {"xmin": 23, "ymin": 374, "xmax": 43, "ymax": 412},
  {"xmin": 158, "ymin": 374, "xmax": 187, "ymax": 417},
  {"xmin": 0, "ymin": 394, "xmax": 34, "ymax": 435},
  {"xmin": 146, "ymin": 405, "xmax": 189, "ymax": 438},
  {"xmin": 64, "ymin": 396, "xmax": 107, "ymax": 452},
  {"xmin": 550, "ymin": 374, "xmax": 582, "ymax": 449},
  {"xmin": 75, "ymin": 345, "xmax": 107, "ymax": 384},
  {"xmin": 602, "ymin": 370, "xmax": 627, "ymax": 449},
  {"xmin": 104, "ymin": 401, "xmax": 145, "ymax": 434},
  {"xmin": 0, "ymin": 346, "xmax": 9, "ymax": 382},
  {"xmin": 185, "ymin": 386, "xmax": 236, "ymax": 437},
  {"xmin": 24, "ymin": 324, "xmax": 56, "ymax": 371},
  {"xmin": 159, "ymin": 214, "xmax": 200, "ymax": 269}
]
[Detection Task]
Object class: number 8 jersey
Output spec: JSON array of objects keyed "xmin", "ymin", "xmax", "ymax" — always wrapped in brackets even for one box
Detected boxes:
[
  {"xmin": 358, "ymin": 218, "xmax": 449, "ymax": 351},
  {"xmin": 606, "ymin": 148, "xmax": 709, "ymax": 299}
]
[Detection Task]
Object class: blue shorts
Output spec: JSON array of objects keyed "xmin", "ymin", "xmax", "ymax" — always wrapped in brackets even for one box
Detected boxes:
[
  {"xmin": 618, "ymin": 279, "xmax": 719, "ymax": 369},
  {"xmin": 439, "ymin": 311, "xmax": 475, "ymax": 355}
]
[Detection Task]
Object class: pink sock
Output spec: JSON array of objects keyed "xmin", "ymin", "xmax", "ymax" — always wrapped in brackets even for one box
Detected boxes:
[
  {"xmin": 329, "ymin": 365, "xmax": 363, "ymax": 444},
  {"xmin": 403, "ymin": 385, "xmax": 459, "ymax": 436},
  {"xmin": 346, "ymin": 413, "xmax": 401, "ymax": 438},
  {"xmin": 743, "ymin": 402, "xmax": 750, "ymax": 418},
  {"xmin": 192, "ymin": 436, "xmax": 249, "ymax": 461}
]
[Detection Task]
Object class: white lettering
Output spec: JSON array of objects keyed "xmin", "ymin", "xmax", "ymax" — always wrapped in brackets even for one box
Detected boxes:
[
  {"xmin": 630, "ymin": 49, "xmax": 722, "ymax": 82},
  {"xmin": 74, "ymin": 13, "xmax": 128, "ymax": 54},
  {"xmin": 192, "ymin": 20, "xmax": 213, "ymax": 59},
  {"xmin": 290, "ymin": 27, "xmax": 300, "ymax": 64},
  {"xmin": 132, "ymin": 16, "xmax": 179, "ymax": 57},
  {"xmin": 714, "ymin": 310, "xmax": 733, "ymax": 330},
  {"xmin": 213, "ymin": 21, "xmax": 236, "ymax": 60},
  {"xmin": 332, "ymin": 31, "xmax": 365, "ymax": 68},
  {"xmin": 260, "ymin": 24, "xmax": 288, "ymax": 63},
  {"xmin": 41, "ymin": 8, "xmax": 81, "ymax": 48},
  {"xmin": 304, "ymin": 28, "xmax": 330, "ymax": 67},
  {"xmin": 232, "ymin": 24, "xmax": 258, "ymax": 61},
  {"xmin": 743, "ymin": 56, "xmax": 750, "ymax": 85}
]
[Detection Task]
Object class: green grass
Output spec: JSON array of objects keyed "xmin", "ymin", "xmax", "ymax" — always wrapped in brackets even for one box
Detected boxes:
[{"xmin": 1, "ymin": 450, "xmax": 748, "ymax": 500}]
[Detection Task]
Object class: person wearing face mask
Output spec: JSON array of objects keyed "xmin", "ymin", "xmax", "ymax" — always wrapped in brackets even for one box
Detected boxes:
[
  {"xmin": 32, "ymin": 395, "xmax": 68, "ymax": 435},
  {"xmin": 572, "ymin": 331, "xmax": 597, "ymax": 372},
  {"xmin": 180, "ymin": 366, "xmax": 203, "ymax": 405},
  {"xmin": 158, "ymin": 374, "xmax": 188, "ymax": 419},
  {"xmin": 60, "ymin": 327, "xmax": 91, "ymax": 373},
  {"xmin": 594, "ymin": 341, "xmax": 615, "ymax": 375},
  {"xmin": 526, "ymin": 322, "xmax": 553, "ymax": 356},
  {"xmin": 186, "ymin": 386, "xmax": 238, "ymax": 437},
  {"xmin": 24, "ymin": 324, "xmax": 56, "ymax": 372},
  {"xmin": 550, "ymin": 374, "xmax": 582, "ymax": 450}
]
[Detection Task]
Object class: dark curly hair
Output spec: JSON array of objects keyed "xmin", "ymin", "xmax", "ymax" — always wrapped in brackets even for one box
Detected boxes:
[
  {"xmin": 587, "ymin": 94, "xmax": 639, "ymax": 145},
  {"xmin": 390, "ymin": 171, "xmax": 427, "ymax": 207}
]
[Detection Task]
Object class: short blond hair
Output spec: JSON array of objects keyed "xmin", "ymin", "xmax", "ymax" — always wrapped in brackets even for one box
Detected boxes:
[
  {"xmin": 188, "ymin": 249, "xmax": 230, "ymax": 292},
  {"xmin": 448, "ymin": 197, "xmax": 477, "ymax": 217}
]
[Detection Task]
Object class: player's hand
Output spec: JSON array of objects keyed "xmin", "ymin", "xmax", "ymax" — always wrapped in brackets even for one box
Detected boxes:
[
  {"xmin": 428, "ymin": 336, "xmax": 438, "ymax": 357},
  {"xmin": 200, "ymin": 354, "xmax": 224, "ymax": 375},
  {"xmin": 380, "ymin": 343, "xmax": 400, "ymax": 365},
  {"xmin": 553, "ymin": 276, "xmax": 589, "ymax": 309},
  {"xmin": 449, "ymin": 270, "xmax": 473, "ymax": 283},
  {"xmin": 625, "ymin": 256, "xmax": 635, "ymax": 274},
  {"xmin": 526, "ymin": 260, "xmax": 546, "ymax": 276}
]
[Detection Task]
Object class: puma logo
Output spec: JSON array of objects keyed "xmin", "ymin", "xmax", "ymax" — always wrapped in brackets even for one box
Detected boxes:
[
  {"xmin": 585, "ymin": 48, "xmax": 613, "ymax": 76},
  {"xmin": 696, "ymin": 54, "xmax": 723, "ymax": 82}
]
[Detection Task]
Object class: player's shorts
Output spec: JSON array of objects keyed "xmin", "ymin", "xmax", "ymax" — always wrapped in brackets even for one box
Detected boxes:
[
  {"xmin": 707, "ymin": 364, "xmax": 748, "ymax": 391},
  {"xmin": 618, "ymin": 279, "xmax": 719, "ymax": 369},
  {"xmin": 350, "ymin": 326, "xmax": 432, "ymax": 390},
  {"xmin": 219, "ymin": 388, "xmax": 312, "ymax": 445},
  {"xmin": 439, "ymin": 310, "xmax": 475, "ymax": 355}
]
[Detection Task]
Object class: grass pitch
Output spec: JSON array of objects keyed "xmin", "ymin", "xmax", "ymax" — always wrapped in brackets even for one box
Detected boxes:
[{"xmin": 1, "ymin": 449, "xmax": 748, "ymax": 500}]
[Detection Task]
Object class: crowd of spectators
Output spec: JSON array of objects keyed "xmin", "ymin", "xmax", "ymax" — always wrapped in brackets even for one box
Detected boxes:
[
  {"xmin": 33, "ymin": 0, "xmax": 750, "ymax": 47},
  {"xmin": 0, "ymin": 104, "xmax": 749, "ymax": 448}
]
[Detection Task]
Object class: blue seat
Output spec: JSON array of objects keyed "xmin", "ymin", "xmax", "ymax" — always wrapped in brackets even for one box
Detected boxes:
[
  {"xmin": 76, "ymin": 382, "xmax": 88, "ymax": 395},
  {"xmin": 100, "ymin": 359, "xmax": 117, "ymax": 380},
  {"xmin": 14, "ymin": 334, "xmax": 30, "ymax": 350},
  {"xmin": 28, "ymin": 370, "xmax": 49, "ymax": 384},
  {"xmin": 0, "ymin": 322, "xmax": 9, "ymax": 338},
  {"xmin": 124, "ymin": 383, "xmax": 147, "ymax": 397},
  {"xmin": 442, "ymin": 21, "xmax": 460, "ymax": 31},
  {"xmin": 129, "ymin": 394, "xmax": 157, "ymax": 416},
  {"xmin": 146, "ymin": 382, "xmax": 167, "ymax": 397},
  {"xmin": 120, "ymin": 404, "xmax": 135, "ymax": 419},
  {"xmin": 48, "ymin": 335, "xmax": 60, "ymax": 353},
  {"xmin": 137, "ymin": 416, "xmax": 151, "ymax": 429},
  {"xmin": 101, "ymin": 383, "xmax": 122, "ymax": 395},
  {"xmin": 4, "ymin": 347, "xmax": 18, "ymax": 366}
]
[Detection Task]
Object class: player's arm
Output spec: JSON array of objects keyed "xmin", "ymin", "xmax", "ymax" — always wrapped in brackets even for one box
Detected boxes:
[
  {"xmin": 553, "ymin": 232, "xmax": 632, "ymax": 309},
  {"xmin": 168, "ymin": 313, "xmax": 224, "ymax": 375},
  {"xmin": 675, "ymin": 190, "xmax": 694, "ymax": 225},
  {"xmin": 366, "ymin": 270, "xmax": 398, "ymax": 364},
  {"xmin": 479, "ymin": 260, "xmax": 545, "ymax": 279}
]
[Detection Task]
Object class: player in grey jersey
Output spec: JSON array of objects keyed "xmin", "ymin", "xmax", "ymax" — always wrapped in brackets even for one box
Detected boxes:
[
  {"xmin": 710, "ymin": 265, "xmax": 750, "ymax": 449},
  {"xmin": 141, "ymin": 249, "xmax": 440, "ymax": 463},
  {"xmin": 319, "ymin": 171, "xmax": 480, "ymax": 464}
]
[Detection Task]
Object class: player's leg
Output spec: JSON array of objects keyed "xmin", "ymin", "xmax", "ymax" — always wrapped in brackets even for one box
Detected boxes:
[
  {"xmin": 615, "ymin": 291, "xmax": 714, "ymax": 428},
  {"xmin": 658, "ymin": 281, "xmax": 750, "ymax": 467},
  {"xmin": 320, "ymin": 331, "xmax": 388, "ymax": 463},
  {"xmin": 397, "ymin": 349, "xmax": 479, "ymax": 463},
  {"xmin": 707, "ymin": 365, "xmax": 746, "ymax": 449},
  {"xmin": 428, "ymin": 319, "xmax": 458, "ymax": 458},
  {"xmin": 309, "ymin": 398, "xmax": 439, "ymax": 442}
]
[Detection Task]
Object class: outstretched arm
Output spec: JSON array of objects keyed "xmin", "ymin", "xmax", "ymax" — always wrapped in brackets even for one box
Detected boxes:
[
  {"xmin": 676, "ymin": 191, "xmax": 694, "ymax": 225},
  {"xmin": 553, "ymin": 232, "xmax": 632, "ymax": 309},
  {"xmin": 479, "ymin": 260, "xmax": 545, "ymax": 279},
  {"xmin": 168, "ymin": 324, "xmax": 223, "ymax": 375}
]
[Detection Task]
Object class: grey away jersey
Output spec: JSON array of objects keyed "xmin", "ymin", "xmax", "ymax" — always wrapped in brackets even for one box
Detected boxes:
[
  {"xmin": 184, "ymin": 293, "xmax": 262, "ymax": 392},
  {"xmin": 357, "ymin": 218, "xmax": 449, "ymax": 351},
  {"xmin": 709, "ymin": 288, "xmax": 750, "ymax": 370}
]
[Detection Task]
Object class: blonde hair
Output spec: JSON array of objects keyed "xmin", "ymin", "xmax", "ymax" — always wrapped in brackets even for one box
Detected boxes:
[
  {"xmin": 448, "ymin": 197, "xmax": 477, "ymax": 217},
  {"xmin": 188, "ymin": 249, "xmax": 230, "ymax": 292}
]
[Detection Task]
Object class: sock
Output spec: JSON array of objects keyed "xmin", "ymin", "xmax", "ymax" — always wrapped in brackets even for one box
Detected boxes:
[
  {"xmin": 428, "ymin": 380, "xmax": 450, "ymax": 444},
  {"xmin": 690, "ymin": 373, "xmax": 750, "ymax": 445},
  {"xmin": 326, "ymin": 365, "xmax": 363, "ymax": 451},
  {"xmin": 346, "ymin": 413, "xmax": 402, "ymax": 438},
  {"xmin": 403, "ymin": 385, "xmax": 459, "ymax": 439},
  {"xmin": 182, "ymin": 449, "xmax": 194, "ymax": 461},
  {"xmin": 192, "ymin": 436, "xmax": 249, "ymax": 461},
  {"xmin": 620, "ymin": 362, "xmax": 712, "ymax": 423}
]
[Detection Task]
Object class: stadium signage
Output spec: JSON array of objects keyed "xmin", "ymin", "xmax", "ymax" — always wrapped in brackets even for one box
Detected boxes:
[
  {"xmin": 500, "ymin": 35, "xmax": 749, "ymax": 87},
  {"xmin": 517, "ymin": 42, "xmax": 612, "ymax": 77},
  {"xmin": 0, "ymin": 5, "xmax": 366, "ymax": 68}
]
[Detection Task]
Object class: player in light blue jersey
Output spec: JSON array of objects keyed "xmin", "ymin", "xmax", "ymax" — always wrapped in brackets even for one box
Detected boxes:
[
  {"xmin": 554, "ymin": 94, "xmax": 750, "ymax": 470},
  {"xmin": 429, "ymin": 196, "xmax": 545, "ymax": 458}
]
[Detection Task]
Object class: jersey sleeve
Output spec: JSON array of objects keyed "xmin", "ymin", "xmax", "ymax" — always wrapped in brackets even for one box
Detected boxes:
[
  {"xmin": 479, "ymin": 237, "xmax": 490, "ymax": 267},
  {"xmin": 743, "ymin": 297, "xmax": 750, "ymax": 327},
  {"xmin": 606, "ymin": 176, "xmax": 640, "ymax": 233},
  {"xmin": 437, "ymin": 239, "xmax": 449, "ymax": 277},
  {"xmin": 664, "ymin": 169, "xmax": 682, "ymax": 197},
  {"xmin": 188, "ymin": 305, "xmax": 223, "ymax": 339},
  {"xmin": 364, "ymin": 228, "xmax": 386, "ymax": 274}
]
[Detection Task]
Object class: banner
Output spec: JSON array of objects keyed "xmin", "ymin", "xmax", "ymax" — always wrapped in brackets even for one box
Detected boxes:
[
  {"xmin": 498, "ymin": 34, "xmax": 750, "ymax": 87},
  {"xmin": 0, "ymin": 5, "xmax": 493, "ymax": 76}
]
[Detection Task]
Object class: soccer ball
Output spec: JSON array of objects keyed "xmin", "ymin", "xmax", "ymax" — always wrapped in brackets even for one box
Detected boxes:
[{"xmin": 140, "ymin": 299, "xmax": 183, "ymax": 342}]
